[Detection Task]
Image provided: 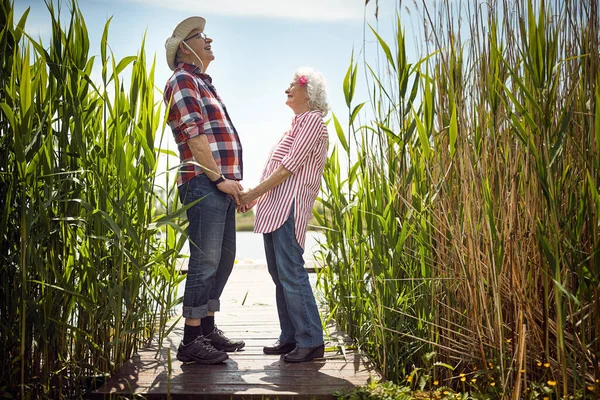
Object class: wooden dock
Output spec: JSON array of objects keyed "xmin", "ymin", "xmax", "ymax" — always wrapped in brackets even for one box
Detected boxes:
[{"xmin": 92, "ymin": 263, "xmax": 380, "ymax": 399}]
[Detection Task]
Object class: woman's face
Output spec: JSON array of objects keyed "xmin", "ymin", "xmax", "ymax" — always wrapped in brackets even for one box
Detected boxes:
[{"xmin": 285, "ymin": 79, "xmax": 309, "ymax": 113}]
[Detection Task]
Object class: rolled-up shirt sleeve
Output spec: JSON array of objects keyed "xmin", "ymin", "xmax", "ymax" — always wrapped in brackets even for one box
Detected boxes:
[
  {"xmin": 281, "ymin": 112, "xmax": 323, "ymax": 174},
  {"xmin": 169, "ymin": 73, "xmax": 205, "ymax": 141}
]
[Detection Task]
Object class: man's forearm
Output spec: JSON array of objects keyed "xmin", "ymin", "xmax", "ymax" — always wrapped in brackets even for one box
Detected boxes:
[{"xmin": 188, "ymin": 135, "xmax": 222, "ymax": 181}]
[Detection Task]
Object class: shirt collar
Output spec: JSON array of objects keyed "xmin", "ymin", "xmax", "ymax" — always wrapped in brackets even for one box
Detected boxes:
[
  {"xmin": 293, "ymin": 110, "xmax": 321, "ymax": 122},
  {"xmin": 177, "ymin": 62, "xmax": 212, "ymax": 82}
]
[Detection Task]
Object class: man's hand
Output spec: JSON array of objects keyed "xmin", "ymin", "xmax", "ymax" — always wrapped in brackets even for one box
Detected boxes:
[{"xmin": 216, "ymin": 179, "xmax": 243, "ymax": 204}]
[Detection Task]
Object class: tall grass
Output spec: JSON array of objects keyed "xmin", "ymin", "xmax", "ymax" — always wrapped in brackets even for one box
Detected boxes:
[
  {"xmin": 318, "ymin": 0, "xmax": 599, "ymax": 396},
  {"xmin": 0, "ymin": 1, "xmax": 186, "ymax": 397}
]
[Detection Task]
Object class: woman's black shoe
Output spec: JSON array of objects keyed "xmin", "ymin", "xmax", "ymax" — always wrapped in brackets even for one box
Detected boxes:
[
  {"xmin": 263, "ymin": 340, "xmax": 297, "ymax": 355},
  {"xmin": 283, "ymin": 344, "xmax": 325, "ymax": 363}
]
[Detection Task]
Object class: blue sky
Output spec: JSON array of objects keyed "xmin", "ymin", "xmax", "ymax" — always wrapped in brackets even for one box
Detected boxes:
[{"xmin": 13, "ymin": 0, "xmax": 422, "ymax": 188}]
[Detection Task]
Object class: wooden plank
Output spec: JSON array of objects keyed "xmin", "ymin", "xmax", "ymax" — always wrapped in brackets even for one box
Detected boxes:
[
  {"xmin": 96, "ymin": 384, "xmax": 355, "ymax": 400},
  {"xmin": 98, "ymin": 373, "xmax": 370, "ymax": 387},
  {"xmin": 115, "ymin": 355, "xmax": 373, "ymax": 373},
  {"xmin": 92, "ymin": 264, "xmax": 380, "ymax": 399},
  {"xmin": 105, "ymin": 355, "xmax": 374, "ymax": 374}
]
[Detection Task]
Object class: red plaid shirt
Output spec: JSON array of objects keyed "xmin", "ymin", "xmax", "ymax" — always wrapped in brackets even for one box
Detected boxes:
[{"xmin": 164, "ymin": 63, "xmax": 243, "ymax": 186}]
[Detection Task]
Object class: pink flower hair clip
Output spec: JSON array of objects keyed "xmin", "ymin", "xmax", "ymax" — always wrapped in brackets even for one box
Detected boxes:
[{"xmin": 297, "ymin": 75, "xmax": 308, "ymax": 86}]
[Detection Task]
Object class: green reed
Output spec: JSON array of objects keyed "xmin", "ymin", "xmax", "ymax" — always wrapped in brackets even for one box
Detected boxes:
[
  {"xmin": 317, "ymin": 0, "xmax": 599, "ymax": 396},
  {"xmin": 0, "ymin": 1, "xmax": 187, "ymax": 398}
]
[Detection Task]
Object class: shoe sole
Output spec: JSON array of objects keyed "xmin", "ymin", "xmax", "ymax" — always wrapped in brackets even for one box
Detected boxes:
[
  {"xmin": 263, "ymin": 344, "xmax": 297, "ymax": 355},
  {"xmin": 263, "ymin": 349, "xmax": 292, "ymax": 355},
  {"xmin": 283, "ymin": 349, "xmax": 325, "ymax": 363},
  {"xmin": 217, "ymin": 342, "xmax": 246, "ymax": 352},
  {"xmin": 176, "ymin": 352, "xmax": 229, "ymax": 364}
]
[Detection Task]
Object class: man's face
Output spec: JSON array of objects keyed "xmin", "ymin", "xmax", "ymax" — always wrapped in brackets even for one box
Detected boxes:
[{"xmin": 182, "ymin": 29, "xmax": 214, "ymax": 66}]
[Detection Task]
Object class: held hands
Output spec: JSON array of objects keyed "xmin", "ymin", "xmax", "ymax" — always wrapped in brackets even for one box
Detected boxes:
[
  {"xmin": 237, "ymin": 198, "xmax": 258, "ymax": 213},
  {"xmin": 213, "ymin": 175, "xmax": 260, "ymax": 212},
  {"xmin": 236, "ymin": 189, "xmax": 259, "ymax": 213},
  {"xmin": 214, "ymin": 179, "xmax": 258, "ymax": 212}
]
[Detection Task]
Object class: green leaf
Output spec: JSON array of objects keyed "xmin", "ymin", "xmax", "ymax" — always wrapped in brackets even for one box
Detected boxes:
[
  {"xmin": 413, "ymin": 109, "xmax": 431, "ymax": 158},
  {"xmin": 369, "ymin": 24, "xmax": 396, "ymax": 72},
  {"xmin": 331, "ymin": 113, "xmax": 349, "ymax": 153},
  {"xmin": 158, "ymin": 148, "xmax": 179, "ymax": 158},
  {"xmin": 101, "ymin": 17, "xmax": 112, "ymax": 82},
  {"xmin": 93, "ymin": 209, "xmax": 122, "ymax": 239},
  {"xmin": 1, "ymin": 103, "xmax": 24, "ymax": 163},
  {"xmin": 20, "ymin": 44, "xmax": 32, "ymax": 113},
  {"xmin": 0, "ymin": 103, "xmax": 17, "ymax": 133},
  {"xmin": 433, "ymin": 361, "xmax": 455, "ymax": 371},
  {"xmin": 154, "ymin": 197, "xmax": 203, "ymax": 225},
  {"xmin": 343, "ymin": 56, "xmax": 354, "ymax": 107},
  {"xmin": 350, "ymin": 102, "xmax": 365, "ymax": 126},
  {"xmin": 449, "ymin": 104, "xmax": 457, "ymax": 157},
  {"xmin": 587, "ymin": 172, "xmax": 600, "ymax": 219},
  {"xmin": 14, "ymin": 7, "xmax": 30, "ymax": 43},
  {"xmin": 366, "ymin": 63, "xmax": 394, "ymax": 105}
]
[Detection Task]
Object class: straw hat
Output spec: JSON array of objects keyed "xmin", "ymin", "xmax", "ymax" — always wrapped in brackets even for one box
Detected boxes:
[{"xmin": 165, "ymin": 16, "xmax": 206, "ymax": 71}]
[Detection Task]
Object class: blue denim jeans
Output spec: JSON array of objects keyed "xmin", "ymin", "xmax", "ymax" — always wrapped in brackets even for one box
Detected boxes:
[
  {"xmin": 263, "ymin": 205, "xmax": 323, "ymax": 349},
  {"xmin": 178, "ymin": 174, "xmax": 236, "ymax": 319}
]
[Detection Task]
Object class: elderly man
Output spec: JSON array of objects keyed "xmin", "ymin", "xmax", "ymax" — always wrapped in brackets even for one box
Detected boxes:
[{"xmin": 164, "ymin": 16, "xmax": 244, "ymax": 364}]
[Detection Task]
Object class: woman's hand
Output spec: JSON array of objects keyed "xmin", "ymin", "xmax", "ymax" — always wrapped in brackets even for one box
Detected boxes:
[
  {"xmin": 236, "ymin": 189, "xmax": 259, "ymax": 213},
  {"xmin": 237, "ymin": 198, "xmax": 258, "ymax": 213},
  {"xmin": 239, "ymin": 189, "xmax": 258, "ymax": 207}
]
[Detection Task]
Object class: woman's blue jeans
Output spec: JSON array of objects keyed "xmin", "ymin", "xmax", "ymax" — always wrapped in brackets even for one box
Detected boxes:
[
  {"xmin": 263, "ymin": 205, "xmax": 323, "ymax": 349},
  {"xmin": 178, "ymin": 174, "xmax": 236, "ymax": 319}
]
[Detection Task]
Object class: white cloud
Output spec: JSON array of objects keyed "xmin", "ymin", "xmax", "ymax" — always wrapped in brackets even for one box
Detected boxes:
[{"xmin": 125, "ymin": 0, "xmax": 365, "ymax": 21}]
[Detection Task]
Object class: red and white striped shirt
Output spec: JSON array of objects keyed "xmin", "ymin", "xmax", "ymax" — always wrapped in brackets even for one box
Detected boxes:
[{"xmin": 254, "ymin": 110, "xmax": 328, "ymax": 248}]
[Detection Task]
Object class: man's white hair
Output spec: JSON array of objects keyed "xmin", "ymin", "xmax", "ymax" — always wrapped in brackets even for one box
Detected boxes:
[{"xmin": 294, "ymin": 67, "xmax": 330, "ymax": 117}]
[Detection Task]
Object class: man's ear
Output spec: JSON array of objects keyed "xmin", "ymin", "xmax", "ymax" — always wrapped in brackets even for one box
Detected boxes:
[{"xmin": 179, "ymin": 42, "xmax": 190, "ymax": 55}]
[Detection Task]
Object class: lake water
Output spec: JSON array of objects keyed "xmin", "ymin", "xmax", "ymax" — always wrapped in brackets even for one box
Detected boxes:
[
  {"xmin": 174, "ymin": 230, "xmax": 325, "ymax": 314},
  {"xmin": 236, "ymin": 230, "xmax": 324, "ymax": 263},
  {"xmin": 180, "ymin": 230, "xmax": 325, "ymax": 265}
]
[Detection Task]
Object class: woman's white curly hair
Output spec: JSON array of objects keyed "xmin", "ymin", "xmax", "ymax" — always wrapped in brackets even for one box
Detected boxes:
[{"xmin": 294, "ymin": 67, "xmax": 330, "ymax": 117}]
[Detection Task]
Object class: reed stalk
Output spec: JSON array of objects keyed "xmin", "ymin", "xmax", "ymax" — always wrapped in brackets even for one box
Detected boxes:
[
  {"xmin": 318, "ymin": 0, "xmax": 599, "ymax": 396},
  {"xmin": 0, "ymin": 1, "xmax": 186, "ymax": 397}
]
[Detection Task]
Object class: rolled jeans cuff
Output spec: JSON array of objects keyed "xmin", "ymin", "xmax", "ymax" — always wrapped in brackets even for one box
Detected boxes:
[
  {"xmin": 208, "ymin": 299, "xmax": 220, "ymax": 312},
  {"xmin": 182, "ymin": 304, "xmax": 209, "ymax": 319}
]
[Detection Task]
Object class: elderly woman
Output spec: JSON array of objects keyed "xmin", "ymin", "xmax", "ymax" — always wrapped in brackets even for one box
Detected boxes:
[{"xmin": 239, "ymin": 68, "xmax": 329, "ymax": 363}]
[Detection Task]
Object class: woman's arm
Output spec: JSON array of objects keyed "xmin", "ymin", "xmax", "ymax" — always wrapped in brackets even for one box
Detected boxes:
[
  {"xmin": 238, "ymin": 112, "xmax": 323, "ymax": 210},
  {"xmin": 239, "ymin": 165, "xmax": 292, "ymax": 206}
]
